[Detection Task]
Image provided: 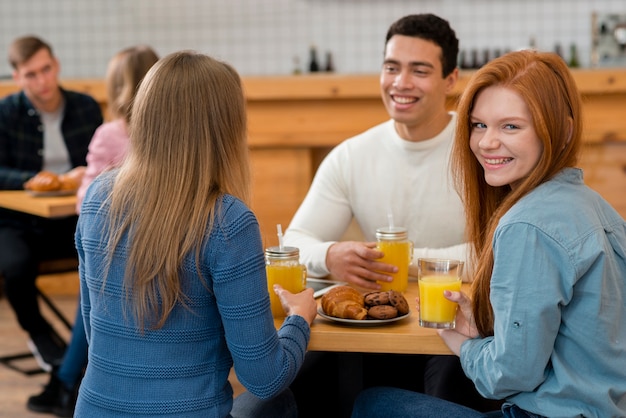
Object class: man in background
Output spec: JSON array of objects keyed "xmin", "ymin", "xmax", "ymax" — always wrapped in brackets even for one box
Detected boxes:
[{"xmin": 0, "ymin": 35, "xmax": 102, "ymax": 371}]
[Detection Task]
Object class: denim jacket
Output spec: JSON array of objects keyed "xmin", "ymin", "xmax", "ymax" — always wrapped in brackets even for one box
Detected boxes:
[{"xmin": 461, "ymin": 168, "xmax": 626, "ymax": 418}]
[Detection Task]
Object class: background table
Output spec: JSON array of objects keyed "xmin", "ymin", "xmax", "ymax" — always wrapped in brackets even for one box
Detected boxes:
[{"xmin": 0, "ymin": 191, "xmax": 77, "ymax": 218}]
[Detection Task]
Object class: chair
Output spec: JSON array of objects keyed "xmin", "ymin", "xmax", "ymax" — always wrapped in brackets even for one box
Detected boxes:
[{"xmin": 0, "ymin": 257, "xmax": 77, "ymax": 375}]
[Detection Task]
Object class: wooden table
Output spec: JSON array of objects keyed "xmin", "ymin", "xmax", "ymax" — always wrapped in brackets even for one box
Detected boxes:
[
  {"xmin": 0, "ymin": 190, "xmax": 77, "ymax": 218},
  {"xmin": 275, "ymin": 283, "xmax": 459, "ymax": 355}
]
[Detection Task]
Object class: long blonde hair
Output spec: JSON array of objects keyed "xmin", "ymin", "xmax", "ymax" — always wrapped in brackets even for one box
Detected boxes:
[
  {"xmin": 104, "ymin": 51, "xmax": 250, "ymax": 329},
  {"xmin": 451, "ymin": 50, "xmax": 582, "ymax": 336},
  {"xmin": 105, "ymin": 45, "xmax": 159, "ymax": 122}
]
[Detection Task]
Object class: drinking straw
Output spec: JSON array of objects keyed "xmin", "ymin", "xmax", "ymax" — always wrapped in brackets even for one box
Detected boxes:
[
  {"xmin": 277, "ymin": 224, "xmax": 284, "ymax": 250},
  {"xmin": 387, "ymin": 212, "xmax": 395, "ymax": 230}
]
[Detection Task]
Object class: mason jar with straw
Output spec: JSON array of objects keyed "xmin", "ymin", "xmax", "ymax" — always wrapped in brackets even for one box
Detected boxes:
[{"xmin": 265, "ymin": 224, "xmax": 307, "ymax": 317}]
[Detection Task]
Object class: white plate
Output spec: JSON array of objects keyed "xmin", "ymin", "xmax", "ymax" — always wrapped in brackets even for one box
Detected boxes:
[
  {"xmin": 317, "ymin": 307, "xmax": 411, "ymax": 326},
  {"xmin": 26, "ymin": 189, "xmax": 77, "ymax": 197}
]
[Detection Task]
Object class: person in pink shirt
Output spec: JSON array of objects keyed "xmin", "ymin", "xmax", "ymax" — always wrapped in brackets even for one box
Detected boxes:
[{"xmin": 76, "ymin": 45, "xmax": 159, "ymax": 213}]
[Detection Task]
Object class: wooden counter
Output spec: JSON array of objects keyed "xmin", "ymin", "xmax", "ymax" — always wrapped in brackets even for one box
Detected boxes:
[{"xmin": 2, "ymin": 69, "xmax": 625, "ymax": 244}]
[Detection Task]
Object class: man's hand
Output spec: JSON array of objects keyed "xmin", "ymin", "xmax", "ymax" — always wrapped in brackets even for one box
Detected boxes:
[{"xmin": 325, "ymin": 241, "xmax": 398, "ymax": 290}]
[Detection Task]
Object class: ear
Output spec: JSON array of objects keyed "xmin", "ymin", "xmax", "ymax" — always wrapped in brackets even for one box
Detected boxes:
[{"xmin": 444, "ymin": 67, "xmax": 459, "ymax": 94}]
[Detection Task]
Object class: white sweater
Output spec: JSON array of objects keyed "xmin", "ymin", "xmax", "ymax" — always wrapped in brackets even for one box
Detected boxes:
[{"xmin": 284, "ymin": 114, "xmax": 470, "ymax": 279}]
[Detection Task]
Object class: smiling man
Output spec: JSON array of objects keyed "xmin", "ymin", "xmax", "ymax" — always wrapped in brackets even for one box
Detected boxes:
[
  {"xmin": 285, "ymin": 14, "xmax": 466, "ymax": 289},
  {"xmin": 285, "ymin": 13, "xmax": 501, "ymax": 417},
  {"xmin": 0, "ymin": 35, "xmax": 102, "ymax": 372}
]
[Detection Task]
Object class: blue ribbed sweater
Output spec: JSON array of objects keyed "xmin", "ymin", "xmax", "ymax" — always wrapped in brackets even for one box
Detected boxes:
[{"xmin": 74, "ymin": 173, "xmax": 310, "ymax": 417}]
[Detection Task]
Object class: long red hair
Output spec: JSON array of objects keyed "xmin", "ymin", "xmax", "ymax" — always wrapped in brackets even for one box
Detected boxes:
[{"xmin": 451, "ymin": 50, "xmax": 582, "ymax": 336}]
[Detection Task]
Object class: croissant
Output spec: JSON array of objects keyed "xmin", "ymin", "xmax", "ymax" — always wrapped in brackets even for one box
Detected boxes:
[
  {"xmin": 321, "ymin": 286, "xmax": 368, "ymax": 320},
  {"xmin": 24, "ymin": 171, "xmax": 61, "ymax": 191},
  {"xmin": 58, "ymin": 173, "xmax": 80, "ymax": 191}
]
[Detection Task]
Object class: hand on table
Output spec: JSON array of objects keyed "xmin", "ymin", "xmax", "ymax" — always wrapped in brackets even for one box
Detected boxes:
[
  {"xmin": 325, "ymin": 241, "xmax": 397, "ymax": 290},
  {"xmin": 274, "ymin": 285, "xmax": 317, "ymax": 325}
]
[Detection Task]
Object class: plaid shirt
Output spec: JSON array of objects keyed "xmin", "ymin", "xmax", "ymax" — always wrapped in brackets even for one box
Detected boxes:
[{"xmin": 0, "ymin": 88, "xmax": 103, "ymax": 190}]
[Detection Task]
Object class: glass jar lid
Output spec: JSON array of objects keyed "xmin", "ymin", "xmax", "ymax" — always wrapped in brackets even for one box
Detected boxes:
[
  {"xmin": 265, "ymin": 246, "xmax": 300, "ymax": 259},
  {"xmin": 375, "ymin": 226, "xmax": 408, "ymax": 241}
]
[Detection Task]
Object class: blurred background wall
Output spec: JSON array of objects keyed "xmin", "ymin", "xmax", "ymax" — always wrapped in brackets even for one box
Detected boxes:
[{"xmin": 0, "ymin": 0, "xmax": 624, "ymax": 78}]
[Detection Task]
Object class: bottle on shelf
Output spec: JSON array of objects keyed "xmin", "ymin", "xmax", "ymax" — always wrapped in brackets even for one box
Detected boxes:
[
  {"xmin": 568, "ymin": 43, "xmax": 580, "ymax": 68},
  {"xmin": 554, "ymin": 43, "xmax": 564, "ymax": 61},
  {"xmin": 292, "ymin": 56, "xmax": 302, "ymax": 75},
  {"xmin": 470, "ymin": 49, "xmax": 480, "ymax": 69},
  {"xmin": 324, "ymin": 51, "xmax": 334, "ymax": 72},
  {"xmin": 308, "ymin": 45, "xmax": 320, "ymax": 73},
  {"xmin": 457, "ymin": 50, "xmax": 463, "ymax": 69},
  {"xmin": 458, "ymin": 50, "xmax": 470, "ymax": 69},
  {"xmin": 482, "ymin": 49, "xmax": 490, "ymax": 67}
]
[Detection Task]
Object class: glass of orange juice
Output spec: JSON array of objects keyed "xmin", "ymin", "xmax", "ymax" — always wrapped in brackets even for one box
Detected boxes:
[
  {"xmin": 375, "ymin": 227, "xmax": 413, "ymax": 292},
  {"xmin": 417, "ymin": 258, "xmax": 464, "ymax": 329},
  {"xmin": 265, "ymin": 246, "xmax": 307, "ymax": 317}
]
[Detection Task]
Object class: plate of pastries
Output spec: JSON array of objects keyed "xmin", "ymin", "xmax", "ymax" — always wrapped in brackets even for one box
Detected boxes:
[
  {"xmin": 318, "ymin": 285, "xmax": 410, "ymax": 326},
  {"xmin": 24, "ymin": 170, "xmax": 81, "ymax": 196}
]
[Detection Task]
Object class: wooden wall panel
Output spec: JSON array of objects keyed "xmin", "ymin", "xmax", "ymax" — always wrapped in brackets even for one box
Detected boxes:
[
  {"xmin": 581, "ymin": 95, "xmax": 626, "ymax": 143},
  {"xmin": 249, "ymin": 148, "xmax": 312, "ymax": 247},
  {"xmin": 247, "ymin": 99, "xmax": 388, "ymax": 148},
  {"xmin": 578, "ymin": 143, "xmax": 626, "ymax": 217}
]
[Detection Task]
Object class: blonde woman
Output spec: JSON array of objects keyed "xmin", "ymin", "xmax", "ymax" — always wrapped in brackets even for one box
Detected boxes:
[
  {"xmin": 27, "ymin": 45, "xmax": 159, "ymax": 417},
  {"xmin": 352, "ymin": 50, "xmax": 626, "ymax": 417},
  {"xmin": 75, "ymin": 51, "xmax": 317, "ymax": 417}
]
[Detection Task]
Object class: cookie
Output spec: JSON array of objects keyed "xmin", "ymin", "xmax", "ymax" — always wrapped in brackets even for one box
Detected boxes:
[
  {"xmin": 364, "ymin": 291, "xmax": 390, "ymax": 307},
  {"xmin": 367, "ymin": 305, "xmax": 398, "ymax": 319},
  {"xmin": 388, "ymin": 290, "xmax": 410, "ymax": 315}
]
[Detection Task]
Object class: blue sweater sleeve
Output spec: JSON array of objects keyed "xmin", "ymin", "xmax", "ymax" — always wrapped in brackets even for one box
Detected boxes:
[{"xmin": 210, "ymin": 199, "xmax": 310, "ymax": 399}]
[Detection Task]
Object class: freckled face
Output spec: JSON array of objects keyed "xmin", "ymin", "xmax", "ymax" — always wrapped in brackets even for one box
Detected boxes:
[{"xmin": 469, "ymin": 86, "xmax": 543, "ymax": 190}]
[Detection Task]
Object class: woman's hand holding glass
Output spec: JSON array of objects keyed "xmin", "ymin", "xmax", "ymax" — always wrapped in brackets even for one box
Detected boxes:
[
  {"xmin": 416, "ymin": 289, "xmax": 479, "ymax": 356},
  {"xmin": 273, "ymin": 285, "xmax": 317, "ymax": 325}
]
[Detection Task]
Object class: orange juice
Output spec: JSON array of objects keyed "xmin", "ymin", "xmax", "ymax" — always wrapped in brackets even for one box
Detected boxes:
[
  {"xmin": 376, "ymin": 240, "xmax": 411, "ymax": 292},
  {"xmin": 266, "ymin": 264, "xmax": 306, "ymax": 317},
  {"xmin": 418, "ymin": 275, "xmax": 462, "ymax": 326}
]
